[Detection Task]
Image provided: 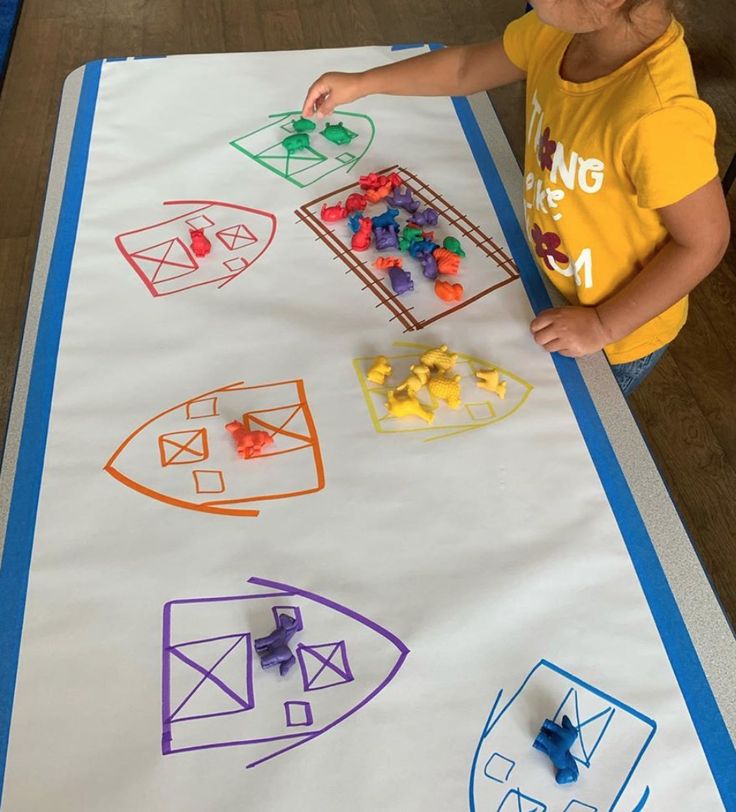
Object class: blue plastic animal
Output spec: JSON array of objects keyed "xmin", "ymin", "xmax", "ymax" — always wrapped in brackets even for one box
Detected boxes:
[
  {"xmin": 532, "ymin": 715, "xmax": 580, "ymax": 785},
  {"xmin": 371, "ymin": 207, "xmax": 400, "ymax": 231}
]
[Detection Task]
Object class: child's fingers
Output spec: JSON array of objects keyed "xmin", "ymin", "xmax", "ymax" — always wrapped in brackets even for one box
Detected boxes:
[
  {"xmin": 302, "ymin": 79, "xmax": 330, "ymax": 117},
  {"xmin": 529, "ymin": 309, "xmax": 557, "ymax": 333}
]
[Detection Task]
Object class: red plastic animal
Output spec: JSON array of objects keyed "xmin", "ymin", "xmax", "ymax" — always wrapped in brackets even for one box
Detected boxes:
[
  {"xmin": 320, "ymin": 202, "xmax": 349, "ymax": 222},
  {"xmin": 359, "ymin": 172, "xmax": 387, "ymax": 190},
  {"xmin": 225, "ymin": 421, "xmax": 274, "ymax": 460},
  {"xmin": 345, "ymin": 193, "xmax": 368, "ymax": 213},
  {"xmin": 351, "ymin": 217, "xmax": 373, "ymax": 251},
  {"xmin": 189, "ymin": 228, "xmax": 212, "ymax": 258}
]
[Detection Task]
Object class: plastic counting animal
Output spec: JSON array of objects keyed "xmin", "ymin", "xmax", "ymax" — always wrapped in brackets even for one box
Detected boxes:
[
  {"xmin": 189, "ymin": 228, "xmax": 211, "ymax": 258},
  {"xmin": 254, "ymin": 614, "xmax": 300, "ymax": 676},
  {"xmin": 433, "ymin": 247, "xmax": 461, "ymax": 275},
  {"xmin": 396, "ymin": 364, "xmax": 430, "ymax": 396},
  {"xmin": 476, "ymin": 368, "xmax": 507, "ymax": 399},
  {"xmin": 386, "ymin": 390, "xmax": 434, "ymax": 424},
  {"xmin": 420, "ymin": 345, "xmax": 458, "ymax": 373},
  {"xmin": 367, "ymin": 356, "xmax": 392, "ymax": 385},
  {"xmin": 225, "ymin": 421, "xmax": 274, "ymax": 459},
  {"xmin": 320, "ymin": 201, "xmax": 349, "ymax": 221},
  {"xmin": 533, "ymin": 716, "xmax": 580, "ymax": 785},
  {"xmin": 351, "ymin": 217, "xmax": 373, "ymax": 251},
  {"xmin": 435, "ymin": 280, "xmax": 463, "ymax": 302},
  {"xmin": 428, "ymin": 373, "xmax": 463, "ymax": 409}
]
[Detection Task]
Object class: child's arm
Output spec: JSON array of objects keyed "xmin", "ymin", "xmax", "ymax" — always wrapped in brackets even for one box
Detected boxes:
[
  {"xmin": 529, "ymin": 177, "xmax": 731, "ymax": 357},
  {"xmin": 302, "ymin": 40, "xmax": 525, "ymax": 117}
]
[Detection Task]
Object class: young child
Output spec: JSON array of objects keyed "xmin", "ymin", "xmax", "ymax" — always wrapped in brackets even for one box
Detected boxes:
[{"xmin": 301, "ymin": 0, "xmax": 730, "ymax": 395}]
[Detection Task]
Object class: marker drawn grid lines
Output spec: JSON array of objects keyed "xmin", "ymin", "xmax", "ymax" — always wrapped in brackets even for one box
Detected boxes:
[{"xmin": 295, "ymin": 164, "xmax": 519, "ymax": 331}]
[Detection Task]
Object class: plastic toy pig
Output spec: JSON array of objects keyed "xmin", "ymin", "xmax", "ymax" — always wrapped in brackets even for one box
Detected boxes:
[{"xmin": 225, "ymin": 421, "xmax": 274, "ymax": 459}]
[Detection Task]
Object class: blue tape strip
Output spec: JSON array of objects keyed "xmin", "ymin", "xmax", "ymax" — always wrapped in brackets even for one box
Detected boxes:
[
  {"xmin": 444, "ymin": 87, "xmax": 736, "ymax": 804},
  {"xmin": 0, "ymin": 59, "xmax": 102, "ymax": 802}
]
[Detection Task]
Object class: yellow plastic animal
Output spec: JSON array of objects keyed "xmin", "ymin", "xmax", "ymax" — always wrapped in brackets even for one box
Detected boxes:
[
  {"xmin": 476, "ymin": 368, "xmax": 507, "ymax": 399},
  {"xmin": 385, "ymin": 390, "xmax": 434, "ymax": 423},
  {"xmin": 420, "ymin": 344, "xmax": 458, "ymax": 373},
  {"xmin": 428, "ymin": 373, "xmax": 463, "ymax": 409},
  {"xmin": 367, "ymin": 356, "xmax": 392, "ymax": 385},
  {"xmin": 396, "ymin": 363, "xmax": 430, "ymax": 396}
]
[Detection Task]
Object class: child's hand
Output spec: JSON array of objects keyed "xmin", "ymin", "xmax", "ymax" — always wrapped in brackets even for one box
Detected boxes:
[
  {"xmin": 530, "ymin": 306, "xmax": 611, "ymax": 357},
  {"xmin": 302, "ymin": 72, "xmax": 365, "ymax": 118}
]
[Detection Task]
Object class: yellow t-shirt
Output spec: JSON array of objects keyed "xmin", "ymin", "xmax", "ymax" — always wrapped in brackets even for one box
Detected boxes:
[{"xmin": 503, "ymin": 12, "xmax": 719, "ymax": 363}]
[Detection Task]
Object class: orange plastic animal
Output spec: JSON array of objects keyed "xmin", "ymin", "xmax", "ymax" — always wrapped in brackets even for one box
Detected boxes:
[
  {"xmin": 225, "ymin": 421, "xmax": 274, "ymax": 459},
  {"xmin": 374, "ymin": 256, "xmax": 403, "ymax": 271},
  {"xmin": 435, "ymin": 280, "xmax": 463, "ymax": 302},
  {"xmin": 366, "ymin": 183, "xmax": 392, "ymax": 204},
  {"xmin": 433, "ymin": 247, "xmax": 461, "ymax": 275}
]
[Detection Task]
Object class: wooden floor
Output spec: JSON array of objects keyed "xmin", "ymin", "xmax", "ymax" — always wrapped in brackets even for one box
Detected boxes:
[{"xmin": 0, "ymin": 0, "xmax": 734, "ymax": 625}]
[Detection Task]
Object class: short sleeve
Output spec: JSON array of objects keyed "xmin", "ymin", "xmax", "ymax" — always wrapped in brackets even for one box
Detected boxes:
[
  {"xmin": 622, "ymin": 100, "xmax": 718, "ymax": 209},
  {"xmin": 503, "ymin": 11, "xmax": 547, "ymax": 72}
]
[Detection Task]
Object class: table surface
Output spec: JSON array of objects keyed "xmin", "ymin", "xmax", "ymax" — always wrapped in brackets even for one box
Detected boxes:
[{"xmin": 0, "ymin": 49, "xmax": 734, "ymax": 810}]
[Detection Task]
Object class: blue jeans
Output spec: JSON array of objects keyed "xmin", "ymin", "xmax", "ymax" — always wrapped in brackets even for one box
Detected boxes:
[{"xmin": 609, "ymin": 345, "xmax": 668, "ymax": 396}]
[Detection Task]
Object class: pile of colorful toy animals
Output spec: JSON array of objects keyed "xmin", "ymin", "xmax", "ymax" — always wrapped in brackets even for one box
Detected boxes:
[
  {"xmin": 367, "ymin": 345, "xmax": 507, "ymax": 425},
  {"xmin": 319, "ymin": 171, "xmax": 466, "ymax": 302}
]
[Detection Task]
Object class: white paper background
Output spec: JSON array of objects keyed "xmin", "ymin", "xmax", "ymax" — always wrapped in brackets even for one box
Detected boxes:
[{"xmin": 1, "ymin": 48, "xmax": 725, "ymax": 810}]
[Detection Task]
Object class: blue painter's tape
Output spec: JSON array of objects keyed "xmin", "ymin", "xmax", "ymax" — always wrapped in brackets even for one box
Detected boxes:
[
  {"xmin": 391, "ymin": 43, "xmax": 426, "ymax": 51},
  {"xmin": 442, "ymin": 83, "xmax": 736, "ymax": 807},
  {"xmin": 133, "ymin": 55, "xmax": 166, "ymax": 60},
  {"xmin": 0, "ymin": 60, "xmax": 103, "ymax": 802}
]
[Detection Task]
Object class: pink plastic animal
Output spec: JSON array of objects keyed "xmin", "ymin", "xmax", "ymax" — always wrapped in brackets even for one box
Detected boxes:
[{"xmin": 225, "ymin": 421, "xmax": 274, "ymax": 459}]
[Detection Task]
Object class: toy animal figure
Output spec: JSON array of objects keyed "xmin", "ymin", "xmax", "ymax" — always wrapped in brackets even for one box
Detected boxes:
[
  {"xmin": 348, "ymin": 212, "xmax": 363, "ymax": 233},
  {"xmin": 533, "ymin": 716, "xmax": 580, "ymax": 785},
  {"xmin": 351, "ymin": 217, "xmax": 373, "ymax": 251},
  {"xmin": 398, "ymin": 225, "xmax": 423, "ymax": 252},
  {"xmin": 476, "ymin": 368, "xmax": 507, "ymax": 399},
  {"xmin": 254, "ymin": 614, "xmax": 300, "ymax": 676},
  {"xmin": 282, "ymin": 132, "xmax": 311, "ymax": 153},
  {"xmin": 387, "ymin": 172, "xmax": 402, "ymax": 188},
  {"xmin": 321, "ymin": 121, "xmax": 355, "ymax": 145},
  {"xmin": 189, "ymin": 228, "xmax": 211, "ymax": 258},
  {"xmin": 386, "ymin": 390, "xmax": 434, "ymax": 424},
  {"xmin": 371, "ymin": 207, "xmax": 401, "ymax": 230},
  {"xmin": 373, "ymin": 256, "xmax": 403, "ymax": 271},
  {"xmin": 387, "ymin": 185, "xmax": 420, "ymax": 213},
  {"xmin": 320, "ymin": 201, "xmax": 349, "ymax": 221},
  {"xmin": 435, "ymin": 280, "xmax": 463, "ymax": 302},
  {"xmin": 411, "ymin": 207, "xmax": 439, "ymax": 226},
  {"xmin": 388, "ymin": 266, "xmax": 414, "ymax": 295},
  {"xmin": 419, "ymin": 252, "xmax": 439, "ymax": 280},
  {"xmin": 428, "ymin": 373, "xmax": 463, "ymax": 409},
  {"xmin": 225, "ymin": 421, "xmax": 274, "ymax": 459},
  {"xmin": 366, "ymin": 183, "xmax": 392, "ymax": 204},
  {"xmin": 367, "ymin": 356, "xmax": 392, "ymax": 385},
  {"xmin": 360, "ymin": 172, "xmax": 389, "ymax": 190},
  {"xmin": 443, "ymin": 236, "xmax": 466, "ymax": 257},
  {"xmin": 433, "ymin": 247, "xmax": 461, "ymax": 275},
  {"xmin": 345, "ymin": 193, "xmax": 368, "ymax": 212},
  {"xmin": 420, "ymin": 344, "xmax": 458, "ymax": 373},
  {"xmin": 396, "ymin": 363, "xmax": 430, "ymax": 396},
  {"xmin": 408, "ymin": 238, "xmax": 438, "ymax": 259},
  {"xmin": 374, "ymin": 225, "xmax": 399, "ymax": 251}
]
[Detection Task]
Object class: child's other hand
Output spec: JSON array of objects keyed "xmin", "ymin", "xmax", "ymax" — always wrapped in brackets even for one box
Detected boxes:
[
  {"xmin": 302, "ymin": 72, "xmax": 364, "ymax": 118},
  {"xmin": 530, "ymin": 306, "xmax": 611, "ymax": 357}
]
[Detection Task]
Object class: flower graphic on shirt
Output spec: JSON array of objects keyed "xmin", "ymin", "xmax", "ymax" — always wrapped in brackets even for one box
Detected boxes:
[
  {"xmin": 537, "ymin": 126, "xmax": 557, "ymax": 172},
  {"xmin": 531, "ymin": 224, "xmax": 568, "ymax": 271}
]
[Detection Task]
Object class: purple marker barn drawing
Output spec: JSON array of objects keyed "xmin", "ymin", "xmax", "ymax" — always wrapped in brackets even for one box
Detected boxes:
[{"xmin": 162, "ymin": 577, "xmax": 409, "ymax": 769}]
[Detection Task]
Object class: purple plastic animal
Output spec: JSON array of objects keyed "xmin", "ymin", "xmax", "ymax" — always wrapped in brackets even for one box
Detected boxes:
[
  {"xmin": 375, "ymin": 225, "xmax": 400, "ymax": 251},
  {"xmin": 419, "ymin": 252, "xmax": 438, "ymax": 280},
  {"xmin": 412, "ymin": 207, "xmax": 439, "ymax": 226},
  {"xmin": 254, "ymin": 613, "xmax": 300, "ymax": 676},
  {"xmin": 389, "ymin": 266, "xmax": 414, "ymax": 295},
  {"xmin": 371, "ymin": 207, "xmax": 400, "ymax": 231},
  {"xmin": 387, "ymin": 186, "xmax": 420, "ymax": 214}
]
